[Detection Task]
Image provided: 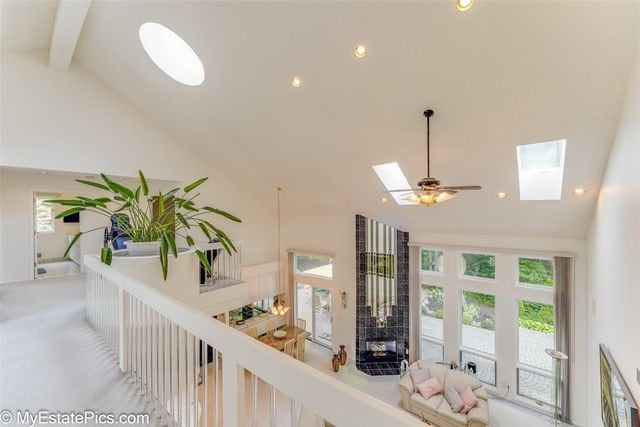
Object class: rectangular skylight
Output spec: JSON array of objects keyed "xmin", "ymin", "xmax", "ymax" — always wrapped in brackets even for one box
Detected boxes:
[
  {"xmin": 516, "ymin": 139, "xmax": 567, "ymax": 200},
  {"xmin": 372, "ymin": 162, "xmax": 416, "ymax": 205}
]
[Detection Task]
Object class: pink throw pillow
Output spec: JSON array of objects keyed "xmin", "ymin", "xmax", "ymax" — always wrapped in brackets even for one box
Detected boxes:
[
  {"xmin": 416, "ymin": 376, "xmax": 444, "ymax": 400},
  {"xmin": 459, "ymin": 386, "xmax": 478, "ymax": 414}
]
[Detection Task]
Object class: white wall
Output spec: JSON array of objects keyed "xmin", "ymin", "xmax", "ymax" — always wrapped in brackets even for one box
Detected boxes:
[
  {"xmin": 585, "ymin": 49, "xmax": 640, "ymax": 426},
  {"xmin": 0, "ymin": 170, "xmax": 110, "ymax": 283},
  {"xmin": 35, "ymin": 192, "xmax": 80, "ymax": 261},
  {"xmin": 0, "ymin": 51, "xmax": 277, "ymax": 278},
  {"xmin": 282, "ymin": 214, "xmax": 356, "ymax": 356}
]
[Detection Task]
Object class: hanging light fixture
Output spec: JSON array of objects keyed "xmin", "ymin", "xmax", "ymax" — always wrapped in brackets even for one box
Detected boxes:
[
  {"xmin": 270, "ymin": 187, "xmax": 290, "ymax": 316},
  {"xmin": 382, "ymin": 109, "xmax": 482, "ymax": 206}
]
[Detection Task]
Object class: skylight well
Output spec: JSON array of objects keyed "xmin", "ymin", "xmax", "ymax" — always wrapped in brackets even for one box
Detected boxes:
[
  {"xmin": 372, "ymin": 162, "xmax": 416, "ymax": 205},
  {"xmin": 516, "ymin": 139, "xmax": 566, "ymax": 201},
  {"xmin": 139, "ymin": 22, "xmax": 205, "ymax": 86}
]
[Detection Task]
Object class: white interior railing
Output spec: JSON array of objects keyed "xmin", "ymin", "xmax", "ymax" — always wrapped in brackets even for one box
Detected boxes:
[{"xmin": 84, "ymin": 255, "xmax": 424, "ymax": 427}]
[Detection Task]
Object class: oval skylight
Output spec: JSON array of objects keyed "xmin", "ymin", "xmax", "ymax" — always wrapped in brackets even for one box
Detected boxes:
[{"xmin": 139, "ymin": 22, "xmax": 205, "ymax": 86}]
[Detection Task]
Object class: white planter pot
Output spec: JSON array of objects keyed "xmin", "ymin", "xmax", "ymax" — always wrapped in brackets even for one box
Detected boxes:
[{"xmin": 124, "ymin": 240, "xmax": 161, "ymax": 256}]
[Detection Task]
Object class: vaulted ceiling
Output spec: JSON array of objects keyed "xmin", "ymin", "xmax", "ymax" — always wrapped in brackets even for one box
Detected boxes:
[{"xmin": 2, "ymin": 1, "xmax": 638, "ymax": 238}]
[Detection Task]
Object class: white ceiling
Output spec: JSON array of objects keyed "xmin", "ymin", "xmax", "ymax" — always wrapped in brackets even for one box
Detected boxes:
[
  {"xmin": 1, "ymin": 0, "xmax": 58, "ymax": 51},
  {"xmin": 2, "ymin": 1, "xmax": 639, "ymax": 238}
]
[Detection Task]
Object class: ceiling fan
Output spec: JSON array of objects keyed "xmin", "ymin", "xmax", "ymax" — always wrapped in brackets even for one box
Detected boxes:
[{"xmin": 385, "ymin": 109, "xmax": 482, "ymax": 206}]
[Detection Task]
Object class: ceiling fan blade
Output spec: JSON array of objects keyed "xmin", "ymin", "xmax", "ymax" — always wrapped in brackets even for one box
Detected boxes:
[
  {"xmin": 438, "ymin": 185, "xmax": 482, "ymax": 191},
  {"xmin": 383, "ymin": 189, "xmax": 421, "ymax": 193}
]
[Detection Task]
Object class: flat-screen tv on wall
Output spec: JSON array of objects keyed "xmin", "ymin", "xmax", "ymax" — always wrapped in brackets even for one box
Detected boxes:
[
  {"xmin": 63, "ymin": 212, "xmax": 80, "ymax": 223},
  {"xmin": 600, "ymin": 344, "xmax": 639, "ymax": 427}
]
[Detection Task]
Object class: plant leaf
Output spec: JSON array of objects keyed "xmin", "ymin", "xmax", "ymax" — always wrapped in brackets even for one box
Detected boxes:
[
  {"xmin": 163, "ymin": 232, "xmax": 178, "ymax": 258},
  {"xmin": 77, "ymin": 196, "xmax": 107, "ymax": 208},
  {"xmin": 196, "ymin": 249, "xmax": 212, "ymax": 274},
  {"xmin": 202, "ymin": 206, "xmax": 242, "ymax": 223},
  {"xmin": 100, "ymin": 173, "xmax": 135, "ymax": 199},
  {"xmin": 55, "ymin": 207, "xmax": 85, "ymax": 219},
  {"xmin": 64, "ymin": 232, "xmax": 82, "ymax": 257},
  {"xmin": 44, "ymin": 199, "xmax": 87, "ymax": 206},
  {"xmin": 157, "ymin": 192, "xmax": 165, "ymax": 216},
  {"xmin": 183, "ymin": 177, "xmax": 208, "ymax": 193},
  {"xmin": 198, "ymin": 222, "xmax": 212, "ymax": 240},
  {"xmin": 186, "ymin": 235, "xmax": 195, "ymax": 246},
  {"xmin": 75, "ymin": 179, "xmax": 110, "ymax": 191},
  {"xmin": 100, "ymin": 247, "xmax": 113, "ymax": 265},
  {"xmin": 134, "ymin": 186, "xmax": 141, "ymax": 203},
  {"xmin": 139, "ymin": 170, "xmax": 149, "ymax": 196},
  {"xmin": 176, "ymin": 213, "xmax": 191, "ymax": 229},
  {"xmin": 160, "ymin": 238, "xmax": 168, "ymax": 281}
]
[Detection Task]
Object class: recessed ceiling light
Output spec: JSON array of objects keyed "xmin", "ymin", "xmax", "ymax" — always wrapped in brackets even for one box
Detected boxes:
[
  {"xmin": 573, "ymin": 188, "xmax": 587, "ymax": 196},
  {"xmin": 456, "ymin": 0, "xmax": 474, "ymax": 12},
  {"xmin": 380, "ymin": 196, "xmax": 388, "ymax": 203},
  {"xmin": 354, "ymin": 45, "xmax": 367, "ymax": 58},
  {"xmin": 139, "ymin": 22, "xmax": 205, "ymax": 86},
  {"xmin": 496, "ymin": 192, "xmax": 507, "ymax": 199},
  {"xmin": 290, "ymin": 77, "xmax": 302, "ymax": 88}
]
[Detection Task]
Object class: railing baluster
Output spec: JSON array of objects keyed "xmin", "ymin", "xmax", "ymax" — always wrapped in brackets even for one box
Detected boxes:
[
  {"xmin": 185, "ymin": 330, "xmax": 190, "ymax": 427},
  {"xmin": 252, "ymin": 374, "xmax": 257, "ymax": 427},
  {"xmin": 269, "ymin": 385, "xmax": 276, "ymax": 427},
  {"xmin": 194, "ymin": 335, "xmax": 199, "ymax": 427},
  {"xmin": 202, "ymin": 340, "xmax": 208, "ymax": 427},
  {"xmin": 213, "ymin": 348, "xmax": 218, "ymax": 427}
]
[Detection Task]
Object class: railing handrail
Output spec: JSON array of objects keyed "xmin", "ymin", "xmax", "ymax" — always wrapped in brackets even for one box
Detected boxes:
[{"xmin": 84, "ymin": 255, "xmax": 423, "ymax": 427}]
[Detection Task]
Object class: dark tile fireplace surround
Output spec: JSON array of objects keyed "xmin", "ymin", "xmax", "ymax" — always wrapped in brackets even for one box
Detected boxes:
[{"xmin": 355, "ymin": 215, "xmax": 410, "ymax": 376}]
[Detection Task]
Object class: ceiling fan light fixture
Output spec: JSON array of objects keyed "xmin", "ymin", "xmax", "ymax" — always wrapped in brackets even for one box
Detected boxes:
[{"xmin": 403, "ymin": 190, "xmax": 456, "ymax": 207}]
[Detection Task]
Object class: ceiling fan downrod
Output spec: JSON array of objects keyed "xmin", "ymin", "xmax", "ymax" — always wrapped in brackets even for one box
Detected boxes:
[{"xmin": 423, "ymin": 109, "xmax": 434, "ymax": 179}]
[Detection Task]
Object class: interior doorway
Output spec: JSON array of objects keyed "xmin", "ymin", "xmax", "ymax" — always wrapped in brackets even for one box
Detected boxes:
[
  {"xmin": 33, "ymin": 191, "xmax": 81, "ymax": 279},
  {"xmin": 295, "ymin": 283, "xmax": 332, "ymax": 348}
]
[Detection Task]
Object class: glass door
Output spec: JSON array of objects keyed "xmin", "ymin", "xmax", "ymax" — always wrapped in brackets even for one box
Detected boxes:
[{"xmin": 296, "ymin": 283, "xmax": 332, "ymax": 348}]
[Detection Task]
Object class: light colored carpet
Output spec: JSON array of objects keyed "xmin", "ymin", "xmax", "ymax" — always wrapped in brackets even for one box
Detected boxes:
[{"xmin": 0, "ymin": 274, "xmax": 160, "ymax": 424}]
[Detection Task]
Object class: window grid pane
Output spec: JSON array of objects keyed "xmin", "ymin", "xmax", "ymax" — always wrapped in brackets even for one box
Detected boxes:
[
  {"xmin": 518, "ymin": 257, "xmax": 554, "ymax": 287},
  {"xmin": 295, "ymin": 254, "xmax": 333, "ymax": 278},
  {"xmin": 461, "ymin": 291, "xmax": 496, "ymax": 355},
  {"xmin": 421, "ymin": 339, "xmax": 444, "ymax": 364},
  {"xmin": 421, "ymin": 250, "xmax": 444, "ymax": 273},
  {"xmin": 421, "ymin": 285, "xmax": 444, "ymax": 341},
  {"xmin": 460, "ymin": 351, "xmax": 496, "ymax": 386},
  {"xmin": 461, "ymin": 253, "xmax": 495, "ymax": 279},
  {"xmin": 517, "ymin": 368, "xmax": 556, "ymax": 407},
  {"xmin": 518, "ymin": 300, "xmax": 555, "ymax": 371},
  {"xmin": 35, "ymin": 197, "xmax": 54, "ymax": 233}
]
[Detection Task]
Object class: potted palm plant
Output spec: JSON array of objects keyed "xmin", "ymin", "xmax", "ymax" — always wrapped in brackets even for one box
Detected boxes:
[{"xmin": 46, "ymin": 171, "xmax": 241, "ymax": 280}]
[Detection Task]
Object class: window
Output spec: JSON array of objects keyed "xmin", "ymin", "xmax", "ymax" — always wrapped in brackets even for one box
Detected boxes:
[
  {"xmin": 518, "ymin": 257, "xmax": 554, "ymax": 288},
  {"xmin": 461, "ymin": 351, "xmax": 497, "ymax": 386},
  {"xmin": 460, "ymin": 290, "xmax": 496, "ymax": 385},
  {"xmin": 35, "ymin": 195, "xmax": 55, "ymax": 233},
  {"xmin": 461, "ymin": 291, "xmax": 496, "ymax": 354},
  {"xmin": 295, "ymin": 254, "xmax": 333, "ymax": 278},
  {"xmin": 296, "ymin": 283, "xmax": 332, "ymax": 347},
  {"xmin": 516, "ymin": 139, "xmax": 566, "ymax": 201},
  {"xmin": 518, "ymin": 300, "xmax": 554, "ymax": 371},
  {"xmin": 371, "ymin": 162, "xmax": 415, "ymax": 205},
  {"xmin": 461, "ymin": 253, "xmax": 495, "ymax": 280},
  {"xmin": 421, "ymin": 249, "xmax": 444, "ymax": 273},
  {"xmin": 517, "ymin": 300, "xmax": 555, "ymax": 406},
  {"xmin": 420, "ymin": 285, "xmax": 444, "ymax": 362}
]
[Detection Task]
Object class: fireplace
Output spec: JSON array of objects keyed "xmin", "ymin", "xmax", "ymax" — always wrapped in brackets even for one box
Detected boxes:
[
  {"xmin": 355, "ymin": 215, "xmax": 409, "ymax": 376},
  {"xmin": 364, "ymin": 339, "xmax": 397, "ymax": 363}
]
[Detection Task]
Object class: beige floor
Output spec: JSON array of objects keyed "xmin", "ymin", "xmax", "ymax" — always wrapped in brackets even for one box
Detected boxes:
[{"xmin": 36, "ymin": 259, "xmax": 81, "ymax": 278}]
